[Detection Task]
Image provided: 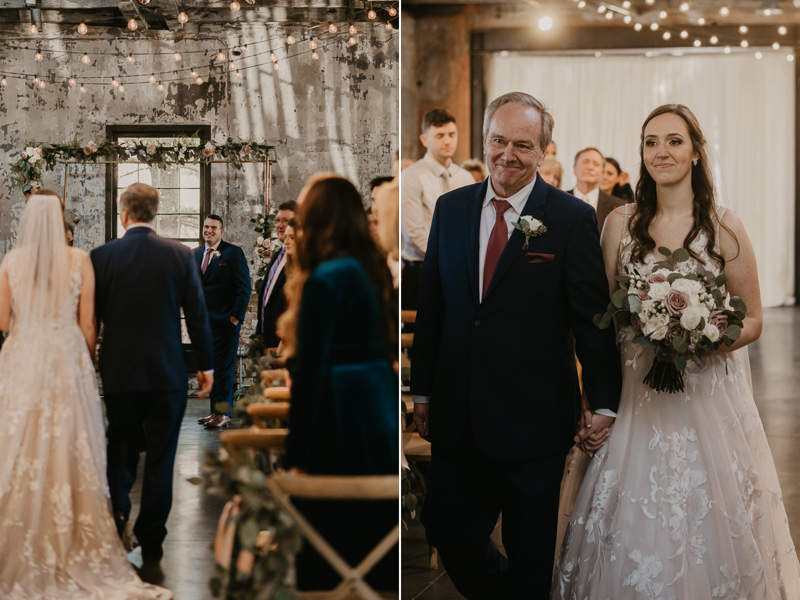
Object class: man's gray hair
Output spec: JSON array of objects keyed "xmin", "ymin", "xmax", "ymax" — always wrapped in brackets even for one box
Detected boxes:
[
  {"xmin": 482, "ymin": 92, "xmax": 555, "ymax": 152},
  {"xmin": 119, "ymin": 183, "xmax": 159, "ymax": 223}
]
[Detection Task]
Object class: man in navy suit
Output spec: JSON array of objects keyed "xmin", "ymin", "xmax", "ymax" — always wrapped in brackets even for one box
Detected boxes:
[
  {"xmin": 411, "ymin": 93, "xmax": 623, "ymax": 598},
  {"xmin": 195, "ymin": 215, "xmax": 252, "ymax": 428},
  {"xmin": 255, "ymin": 200, "xmax": 295, "ymax": 347},
  {"xmin": 91, "ymin": 183, "xmax": 214, "ymax": 575}
]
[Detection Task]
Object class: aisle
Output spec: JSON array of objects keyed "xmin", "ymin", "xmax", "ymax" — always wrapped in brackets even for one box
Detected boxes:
[
  {"xmin": 401, "ymin": 306, "xmax": 800, "ymax": 599},
  {"xmin": 126, "ymin": 398, "xmax": 227, "ymax": 600}
]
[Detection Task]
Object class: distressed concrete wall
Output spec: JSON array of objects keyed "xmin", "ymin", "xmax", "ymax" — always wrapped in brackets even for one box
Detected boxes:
[{"xmin": 0, "ymin": 25, "xmax": 398, "ymax": 260}]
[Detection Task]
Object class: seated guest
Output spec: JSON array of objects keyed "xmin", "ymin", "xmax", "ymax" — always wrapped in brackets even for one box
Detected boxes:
[
  {"xmin": 278, "ymin": 174, "xmax": 398, "ymax": 592},
  {"xmin": 601, "ymin": 157, "xmax": 634, "ymax": 202},
  {"xmin": 460, "ymin": 158, "xmax": 487, "ymax": 183},
  {"xmin": 566, "ymin": 147, "xmax": 626, "ymax": 233},
  {"xmin": 255, "ymin": 200, "xmax": 296, "ymax": 348},
  {"xmin": 539, "ymin": 155, "xmax": 563, "ymax": 188},
  {"xmin": 374, "ymin": 179, "xmax": 400, "ymax": 289}
]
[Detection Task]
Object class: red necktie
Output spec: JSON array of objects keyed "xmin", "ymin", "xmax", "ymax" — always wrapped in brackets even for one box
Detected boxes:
[
  {"xmin": 482, "ymin": 199, "xmax": 512, "ymax": 299},
  {"xmin": 201, "ymin": 247, "xmax": 213, "ymax": 274}
]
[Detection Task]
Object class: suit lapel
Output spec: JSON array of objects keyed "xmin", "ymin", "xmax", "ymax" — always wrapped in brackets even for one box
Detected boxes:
[
  {"xmin": 465, "ymin": 181, "xmax": 487, "ymax": 307},
  {"xmin": 484, "ymin": 177, "xmax": 548, "ymax": 301}
]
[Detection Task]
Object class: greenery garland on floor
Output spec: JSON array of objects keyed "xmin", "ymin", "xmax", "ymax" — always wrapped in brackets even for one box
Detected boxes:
[{"xmin": 9, "ymin": 134, "xmax": 276, "ymax": 188}]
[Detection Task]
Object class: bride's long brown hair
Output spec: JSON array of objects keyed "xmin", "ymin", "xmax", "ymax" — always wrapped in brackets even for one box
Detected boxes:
[
  {"xmin": 277, "ymin": 173, "xmax": 397, "ymax": 359},
  {"xmin": 629, "ymin": 104, "xmax": 738, "ymax": 269}
]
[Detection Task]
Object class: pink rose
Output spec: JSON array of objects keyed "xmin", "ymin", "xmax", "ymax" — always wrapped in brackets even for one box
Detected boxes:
[
  {"xmin": 665, "ymin": 318, "xmax": 686, "ymax": 342},
  {"xmin": 147, "ymin": 143, "xmax": 157, "ymax": 155},
  {"xmin": 647, "ymin": 273, "xmax": 668, "ymax": 284},
  {"xmin": 20, "ymin": 152, "xmax": 28, "ymax": 160},
  {"xmin": 637, "ymin": 290, "xmax": 650, "ymax": 301},
  {"xmin": 83, "ymin": 141, "xmax": 97, "ymax": 155},
  {"xmin": 708, "ymin": 312, "xmax": 728, "ymax": 338},
  {"xmin": 242, "ymin": 145, "xmax": 252, "ymax": 155},
  {"xmin": 202, "ymin": 146, "xmax": 216, "ymax": 157},
  {"xmin": 664, "ymin": 289, "xmax": 690, "ymax": 315}
]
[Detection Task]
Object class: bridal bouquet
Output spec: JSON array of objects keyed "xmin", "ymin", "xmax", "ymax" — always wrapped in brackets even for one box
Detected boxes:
[{"xmin": 594, "ymin": 247, "xmax": 746, "ymax": 393}]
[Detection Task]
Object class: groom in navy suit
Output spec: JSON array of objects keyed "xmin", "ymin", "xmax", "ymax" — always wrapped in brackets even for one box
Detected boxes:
[
  {"xmin": 91, "ymin": 183, "xmax": 214, "ymax": 574},
  {"xmin": 195, "ymin": 215, "xmax": 251, "ymax": 428},
  {"xmin": 411, "ymin": 93, "xmax": 623, "ymax": 598}
]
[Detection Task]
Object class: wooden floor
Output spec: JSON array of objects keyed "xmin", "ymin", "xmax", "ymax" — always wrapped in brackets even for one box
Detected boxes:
[{"xmin": 401, "ymin": 306, "xmax": 800, "ymax": 599}]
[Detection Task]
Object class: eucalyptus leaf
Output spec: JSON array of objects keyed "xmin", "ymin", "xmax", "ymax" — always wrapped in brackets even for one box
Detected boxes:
[
  {"xmin": 672, "ymin": 336, "xmax": 688, "ymax": 353},
  {"xmin": 186, "ymin": 477, "xmax": 203, "ymax": 485},
  {"xmin": 628, "ymin": 295, "xmax": 643, "ymax": 313},
  {"xmin": 658, "ymin": 246, "xmax": 672, "ymax": 257},
  {"xmin": 599, "ymin": 312, "xmax": 613, "ymax": 330},
  {"xmin": 727, "ymin": 324, "xmax": 742, "ymax": 341},
  {"xmin": 714, "ymin": 274, "xmax": 728, "ymax": 287},
  {"xmin": 675, "ymin": 354, "xmax": 687, "ymax": 373},
  {"xmin": 667, "ymin": 273, "xmax": 683, "ymax": 283},
  {"xmin": 612, "ymin": 288, "xmax": 628, "ymax": 309},
  {"xmin": 654, "ymin": 261, "xmax": 674, "ymax": 271},
  {"xmin": 672, "ymin": 248, "xmax": 690, "ymax": 263},
  {"xmin": 633, "ymin": 334, "xmax": 650, "ymax": 348},
  {"xmin": 730, "ymin": 297, "xmax": 747, "ymax": 313}
]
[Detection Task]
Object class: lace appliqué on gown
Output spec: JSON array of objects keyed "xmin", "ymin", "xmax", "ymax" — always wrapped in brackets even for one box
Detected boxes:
[
  {"xmin": 0, "ymin": 250, "xmax": 171, "ymax": 600},
  {"xmin": 553, "ymin": 211, "xmax": 800, "ymax": 600}
]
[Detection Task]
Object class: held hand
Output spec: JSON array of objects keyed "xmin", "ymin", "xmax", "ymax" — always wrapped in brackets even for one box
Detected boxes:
[
  {"xmin": 230, "ymin": 316, "xmax": 239, "ymax": 325},
  {"xmin": 197, "ymin": 371, "xmax": 214, "ymax": 398},
  {"xmin": 413, "ymin": 403, "xmax": 430, "ymax": 441},
  {"xmin": 575, "ymin": 413, "xmax": 615, "ymax": 457}
]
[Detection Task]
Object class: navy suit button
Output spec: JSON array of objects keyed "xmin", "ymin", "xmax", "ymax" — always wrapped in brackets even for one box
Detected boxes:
[{"xmin": 474, "ymin": 319, "xmax": 481, "ymax": 326}]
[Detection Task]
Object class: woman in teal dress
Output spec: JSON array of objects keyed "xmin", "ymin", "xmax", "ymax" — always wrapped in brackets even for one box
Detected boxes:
[{"xmin": 278, "ymin": 173, "xmax": 398, "ymax": 592}]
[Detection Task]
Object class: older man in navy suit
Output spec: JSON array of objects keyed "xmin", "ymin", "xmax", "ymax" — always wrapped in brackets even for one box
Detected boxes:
[
  {"xmin": 195, "ymin": 215, "xmax": 251, "ymax": 428},
  {"xmin": 412, "ymin": 93, "xmax": 623, "ymax": 598},
  {"xmin": 91, "ymin": 183, "xmax": 214, "ymax": 576}
]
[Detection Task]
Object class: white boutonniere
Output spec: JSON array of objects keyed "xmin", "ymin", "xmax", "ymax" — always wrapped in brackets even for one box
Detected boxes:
[
  {"xmin": 512, "ymin": 216, "xmax": 547, "ymax": 250},
  {"xmin": 212, "ymin": 250, "xmax": 222, "ymax": 259}
]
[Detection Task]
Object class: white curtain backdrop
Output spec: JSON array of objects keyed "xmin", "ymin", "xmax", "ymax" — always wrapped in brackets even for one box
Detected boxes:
[{"xmin": 486, "ymin": 51, "xmax": 795, "ymax": 307}]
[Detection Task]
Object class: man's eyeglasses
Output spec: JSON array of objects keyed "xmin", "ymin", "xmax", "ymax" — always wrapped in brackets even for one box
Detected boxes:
[{"xmin": 487, "ymin": 138, "xmax": 539, "ymax": 155}]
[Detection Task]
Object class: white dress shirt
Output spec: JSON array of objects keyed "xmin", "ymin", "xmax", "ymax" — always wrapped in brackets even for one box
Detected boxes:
[
  {"xmin": 401, "ymin": 152, "xmax": 477, "ymax": 261},
  {"xmin": 571, "ymin": 186, "xmax": 600, "ymax": 210},
  {"xmin": 414, "ymin": 174, "xmax": 616, "ymax": 419}
]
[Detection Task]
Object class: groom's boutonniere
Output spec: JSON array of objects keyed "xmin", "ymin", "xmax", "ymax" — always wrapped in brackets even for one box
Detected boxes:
[
  {"xmin": 512, "ymin": 216, "xmax": 547, "ymax": 250},
  {"xmin": 212, "ymin": 250, "xmax": 222, "ymax": 259}
]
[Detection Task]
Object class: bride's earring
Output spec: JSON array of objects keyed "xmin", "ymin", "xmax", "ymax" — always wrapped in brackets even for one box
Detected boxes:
[{"xmin": 692, "ymin": 157, "xmax": 698, "ymax": 166}]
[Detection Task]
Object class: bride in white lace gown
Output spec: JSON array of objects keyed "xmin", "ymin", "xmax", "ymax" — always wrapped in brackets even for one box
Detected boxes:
[
  {"xmin": 0, "ymin": 194, "xmax": 170, "ymax": 599},
  {"xmin": 553, "ymin": 105, "xmax": 800, "ymax": 599}
]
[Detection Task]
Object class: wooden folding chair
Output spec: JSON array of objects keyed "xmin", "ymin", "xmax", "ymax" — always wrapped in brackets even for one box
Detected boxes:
[
  {"xmin": 263, "ymin": 386, "xmax": 291, "ymax": 401},
  {"xmin": 266, "ymin": 473, "xmax": 400, "ymax": 600},
  {"xmin": 219, "ymin": 428, "xmax": 290, "ymax": 462},
  {"xmin": 400, "ymin": 310, "xmax": 416, "ymax": 324},
  {"xmin": 246, "ymin": 402, "xmax": 291, "ymax": 428},
  {"xmin": 266, "ymin": 347, "xmax": 288, "ymax": 368},
  {"xmin": 402, "ymin": 432, "xmax": 437, "ymax": 569}
]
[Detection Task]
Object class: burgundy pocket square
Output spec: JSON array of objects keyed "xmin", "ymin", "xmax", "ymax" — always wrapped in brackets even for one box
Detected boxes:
[{"xmin": 525, "ymin": 253, "xmax": 555, "ymax": 264}]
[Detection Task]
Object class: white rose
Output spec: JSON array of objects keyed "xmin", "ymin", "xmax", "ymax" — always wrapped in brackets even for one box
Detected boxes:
[
  {"xmin": 698, "ymin": 305, "xmax": 710, "ymax": 319},
  {"xmin": 672, "ymin": 278, "xmax": 704, "ymax": 295},
  {"xmin": 256, "ymin": 236, "xmax": 264, "ymax": 244},
  {"xmin": 649, "ymin": 282, "xmax": 671, "ymax": 301},
  {"xmin": 643, "ymin": 313, "xmax": 670, "ymax": 340},
  {"xmin": 680, "ymin": 306, "xmax": 702, "ymax": 330},
  {"xmin": 653, "ymin": 268, "xmax": 671, "ymax": 279},
  {"xmin": 703, "ymin": 322, "xmax": 720, "ymax": 343}
]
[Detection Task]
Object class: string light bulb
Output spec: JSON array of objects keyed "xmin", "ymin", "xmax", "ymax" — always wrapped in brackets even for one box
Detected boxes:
[
  {"xmin": 273, "ymin": 62, "xmax": 279, "ymax": 70},
  {"xmin": 773, "ymin": 42, "xmax": 780, "ymax": 49},
  {"xmin": 127, "ymin": 19, "xmax": 138, "ymax": 30},
  {"xmin": 111, "ymin": 77, "xmax": 118, "ymax": 87},
  {"xmin": 270, "ymin": 52, "xmax": 277, "ymax": 61},
  {"xmin": 765, "ymin": 8, "xmax": 772, "ymax": 15},
  {"xmin": 741, "ymin": 40, "xmax": 749, "ymax": 47},
  {"xmin": 149, "ymin": 74, "xmax": 156, "ymax": 83},
  {"xmin": 680, "ymin": 2, "xmax": 689, "ymax": 11},
  {"xmin": 650, "ymin": 23, "xmax": 659, "ymax": 31},
  {"xmin": 287, "ymin": 35, "xmax": 295, "ymax": 45},
  {"xmin": 710, "ymin": 36, "xmax": 718, "ymax": 44},
  {"xmin": 82, "ymin": 53, "xmax": 90, "ymax": 64},
  {"xmin": 634, "ymin": 23, "xmax": 642, "ymax": 31},
  {"xmin": 235, "ymin": 69, "xmax": 241, "ymax": 78},
  {"xmin": 577, "ymin": 1, "xmax": 585, "ymax": 7},
  {"xmin": 622, "ymin": 0, "xmax": 631, "ymax": 6},
  {"xmin": 348, "ymin": 36, "xmax": 356, "ymax": 45},
  {"xmin": 368, "ymin": 9, "xmax": 377, "ymax": 19},
  {"xmin": 39, "ymin": 80, "xmax": 45, "ymax": 89},
  {"xmin": 78, "ymin": 22, "xmax": 88, "ymax": 35},
  {"xmin": 174, "ymin": 52, "xmax": 182, "ymax": 61},
  {"xmin": 33, "ymin": 75, "xmax": 39, "ymax": 83},
  {"xmin": 349, "ymin": 24, "xmax": 357, "ymax": 34},
  {"xmin": 386, "ymin": 21, "xmax": 393, "ymax": 28},
  {"xmin": 158, "ymin": 82, "xmax": 165, "ymax": 91},
  {"xmin": 119, "ymin": 84, "xmax": 125, "ymax": 93},
  {"xmin": 68, "ymin": 77, "xmax": 76, "ymax": 86},
  {"xmin": 779, "ymin": 26, "xmax": 787, "ymax": 35},
  {"xmin": 788, "ymin": 54, "xmax": 794, "ymax": 62},
  {"xmin": 389, "ymin": 6, "xmax": 397, "ymax": 16},
  {"xmin": 663, "ymin": 32, "xmax": 671, "ymax": 40},
  {"xmin": 645, "ymin": 0, "xmax": 655, "ymax": 4},
  {"xmin": 693, "ymin": 39, "xmax": 701, "ymax": 47},
  {"xmin": 724, "ymin": 46, "xmax": 731, "ymax": 53},
  {"xmin": 697, "ymin": 18, "xmax": 705, "ymax": 25},
  {"xmin": 127, "ymin": 54, "xmax": 135, "ymax": 63},
  {"xmin": 739, "ymin": 25, "xmax": 748, "ymax": 34},
  {"xmin": 196, "ymin": 76, "xmax": 203, "ymax": 84},
  {"xmin": 190, "ymin": 68, "xmax": 198, "ymax": 77},
  {"xmin": 217, "ymin": 50, "xmax": 225, "ymax": 61},
  {"xmin": 229, "ymin": 61, "xmax": 236, "ymax": 70},
  {"xmin": 328, "ymin": 23, "xmax": 337, "ymax": 33},
  {"xmin": 659, "ymin": 10, "xmax": 667, "ymax": 18},
  {"xmin": 178, "ymin": 12, "xmax": 188, "ymax": 23},
  {"xmin": 720, "ymin": 6, "xmax": 728, "ymax": 15},
  {"xmin": 230, "ymin": 1, "xmax": 240, "ymax": 10},
  {"xmin": 29, "ymin": 24, "xmax": 38, "ymax": 34},
  {"xmin": 309, "ymin": 38, "xmax": 317, "ymax": 50},
  {"xmin": 35, "ymin": 50, "xmax": 43, "ymax": 61},
  {"xmin": 623, "ymin": 16, "xmax": 631, "ymax": 24},
  {"xmin": 312, "ymin": 51, "xmax": 319, "ymax": 60},
  {"xmin": 680, "ymin": 30, "xmax": 688, "ymax": 38},
  {"xmin": 598, "ymin": 5, "xmax": 606, "ymax": 13},
  {"xmin": 1, "ymin": 78, "xmax": 6, "ymax": 86},
  {"xmin": 80, "ymin": 84, "xmax": 86, "ymax": 92},
  {"xmin": 755, "ymin": 51, "xmax": 762, "ymax": 59}
]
